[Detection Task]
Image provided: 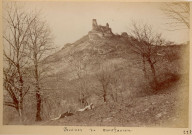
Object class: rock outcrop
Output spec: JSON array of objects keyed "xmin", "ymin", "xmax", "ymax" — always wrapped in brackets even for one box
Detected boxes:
[{"xmin": 88, "ymin": 19, "xmax": 114, "ymax": 40}]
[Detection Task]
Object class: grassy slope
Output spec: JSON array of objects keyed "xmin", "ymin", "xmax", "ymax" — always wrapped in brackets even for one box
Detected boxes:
[
  {"xmin": 3, "ymin": 34, "xmax": 189, "ymax": 127},
  {"xmin": 42, "ymin": 74, "xmax": 188, "ymax": 127},
  {"xmin": 36, "ymin": 37, "xmax": 189, "ymax": 127}
]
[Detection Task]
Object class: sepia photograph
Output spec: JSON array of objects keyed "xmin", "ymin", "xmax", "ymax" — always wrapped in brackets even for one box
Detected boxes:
[{"xmin": 0, "ymin": 0, "xmax": 190, "ymax": 131}]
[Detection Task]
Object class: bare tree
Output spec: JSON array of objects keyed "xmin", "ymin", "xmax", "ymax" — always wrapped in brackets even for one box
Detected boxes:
[
  {"xmin": 128, "ymin": 22, "xmax": 165, "ymax": 89},
  {"xmin": 67, "ymin": 56, "xmax": 90, "ymax": 107},
  {"xmin": 96, "ymin": 64, "xmax": 112, "ymax": 102},
  {"xmin": 3, "ymin": 2, "xmax": 36, "ymax": 118},
  {"xmin": 27, "ymin": 15, "xmax": 53, "ymax": 121},
  {"xmin": 3, "ymin": 64, "xmax": 30, "ymax": 114},
  {"xmin": 109, "ymin": 70, "xmax": 124, "ymax": 103},
  {"xmin": 161, "ymin": 2, "xmax": 190, "ymax": 30}
]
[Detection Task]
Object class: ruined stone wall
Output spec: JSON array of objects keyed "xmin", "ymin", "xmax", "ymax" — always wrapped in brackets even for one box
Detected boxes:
[
  {"xmin": 92, "ymin": 19, "xmax": 98, "ymax": 30},
  {"xmin": 89, "ymin": 19, "xmax": 114, "ymax": 40}
]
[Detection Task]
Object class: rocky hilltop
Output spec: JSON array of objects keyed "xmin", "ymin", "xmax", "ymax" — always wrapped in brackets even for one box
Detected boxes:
[
  {"xmin": 43, "ymin": 19, "xmax": 133, "ymax": 76},
  {"xmin": 42, "ymin": 19, "xmax": 187, "ymax": 79}
]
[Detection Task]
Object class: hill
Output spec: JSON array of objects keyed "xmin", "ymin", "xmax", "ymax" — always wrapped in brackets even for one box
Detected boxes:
[{"xmin": 3, "ymin": 19, "xmax": 189, "ymax": 127}]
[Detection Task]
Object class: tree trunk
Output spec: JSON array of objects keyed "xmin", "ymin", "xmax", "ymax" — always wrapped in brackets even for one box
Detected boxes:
[
  {"xmin": 18, "ymin": 86, "xmax": 23, "ymax": 122},
  {"xmin": 103, "ymin": 85, "xmax": 107, "ymax": 102},
  {"xmin": 18, "ymin": 97, "xmax": 23, "ymax": 117},
  {"xmin": 115, "ymin": 88, "xmax": 118, "ymax": 102},
  {"xmin": 120, "ymin": 89, "xmax": 124, "ymax": 103},
  {"xmin": 18, "ymin": 100, "xmax": 23, "ymax": 123},
  {"xmin": 35, "ymin": 89, "xmax": 42, "ymax": 121},
  {"xmin": 103, "ymin": 93, "xmax": 107, "ymax": 102},
  {"xmin": 148, "ymin": 58, "xmax": 158, "ymax": 89},
  {"xmin": 18, "ymin": 66, "xmax": 24, "ymax": 120},
  {"xmin": 142, "ymin": 56, "xmax": 147, "ymax": 78},
  {"xmin": 35, "ymin": 64, "xmax": 42, "ymax": 121}
]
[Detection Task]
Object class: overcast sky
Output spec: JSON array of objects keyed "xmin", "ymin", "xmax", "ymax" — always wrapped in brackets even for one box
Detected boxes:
[{"xmin": 16, "ymin": 2, "xmax": 189, "ymax": 49}]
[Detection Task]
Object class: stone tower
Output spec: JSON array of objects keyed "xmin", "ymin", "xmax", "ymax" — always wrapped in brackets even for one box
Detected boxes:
[
  {"xmin": 106, "ymin": 23, "xmax": 109, "ymax": 28},
  {"xmin": 92, "ymin": 19, "xmax": 98, "ymax": 30}
]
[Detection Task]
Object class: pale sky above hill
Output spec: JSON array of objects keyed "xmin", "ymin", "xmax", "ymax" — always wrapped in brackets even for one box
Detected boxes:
[{"xmin": 7, "ymin": 2, "xmax": 190, "ymax": 49}]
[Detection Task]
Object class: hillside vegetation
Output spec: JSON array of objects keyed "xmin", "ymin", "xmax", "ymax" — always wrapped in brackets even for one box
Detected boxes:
[
  {"xmin": 3, "ymin": 19, "xmax": 189, "ymax": 127},
  {"xmin": 4, "ymin": 32, "xmax": 189, "ymax": 127}
]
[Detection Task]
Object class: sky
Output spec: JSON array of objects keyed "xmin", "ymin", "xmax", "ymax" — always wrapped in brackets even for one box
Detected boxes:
[{"xmin": 10, "ymin": 2, "xmax": 190, "ymax": 49}]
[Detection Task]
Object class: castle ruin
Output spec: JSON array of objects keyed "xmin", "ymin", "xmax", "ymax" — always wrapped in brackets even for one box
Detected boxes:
[{"xmin": 88, "ymin": 19, "xmax": 114, "ymax": 40}]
